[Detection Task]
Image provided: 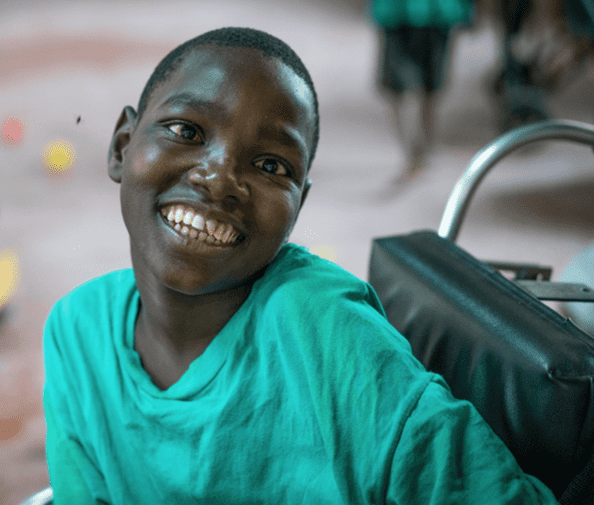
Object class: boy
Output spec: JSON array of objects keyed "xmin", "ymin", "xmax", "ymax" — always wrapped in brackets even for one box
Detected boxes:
[{"xmin": 43, "ymin": 27, "xmax": 559, "ymax": 504}]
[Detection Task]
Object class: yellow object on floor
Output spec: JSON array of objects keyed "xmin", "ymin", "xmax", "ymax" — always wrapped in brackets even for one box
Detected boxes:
[{"xmin": 0, "ymin": 248, "xmax": 20, "ymax": 308}]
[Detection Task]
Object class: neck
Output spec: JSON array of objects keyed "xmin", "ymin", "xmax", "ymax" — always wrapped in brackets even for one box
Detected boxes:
[{"xmin": 133, "ymin": 268, "xmax": 257, "ymax": 360}]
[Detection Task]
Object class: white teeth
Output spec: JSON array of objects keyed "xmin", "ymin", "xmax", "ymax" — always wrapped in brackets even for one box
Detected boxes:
[
  {"xmin": 213, "ymin": 224, "xmax": 226, "ymax": 241},
  {"xmin": 221, "ymin": 226, "xmax": 232, "ymax": 243},
  {"xmin": 191, "ymin": 214, "xmax": 204, "ymax": 231},
  {"xmin": 163, "ymin": 205, "xmax": 241, "ymax": 245},
  {"xmin": 222, "ymin": 224, "xmax": 240, "ymax": 244}
]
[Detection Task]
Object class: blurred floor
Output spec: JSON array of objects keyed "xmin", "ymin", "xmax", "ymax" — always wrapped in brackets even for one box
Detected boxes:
[{"xmin": 1, "ymin": 1, "xmax": 594, "ymax": 503}]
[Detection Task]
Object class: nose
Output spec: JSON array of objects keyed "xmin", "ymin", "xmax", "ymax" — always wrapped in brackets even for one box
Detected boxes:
[{"xmin": 188, "ymin": 155, "xmax": 250, "ymax": 203}]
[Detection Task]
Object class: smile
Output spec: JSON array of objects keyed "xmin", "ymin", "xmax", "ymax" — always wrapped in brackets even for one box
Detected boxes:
[{"xmin": 160, "ymin": 204, "xmax": 244, "ymax": 247}]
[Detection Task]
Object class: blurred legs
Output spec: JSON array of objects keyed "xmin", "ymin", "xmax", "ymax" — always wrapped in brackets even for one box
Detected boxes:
[{"xmin": 385, "ymin": 90, "xmax": 435, "ymax": 183}]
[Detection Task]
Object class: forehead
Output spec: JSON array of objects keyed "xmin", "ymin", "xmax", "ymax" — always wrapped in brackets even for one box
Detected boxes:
[{"xmin": 147, "ymin": 46, "xmax": 315, "ymax": 146}]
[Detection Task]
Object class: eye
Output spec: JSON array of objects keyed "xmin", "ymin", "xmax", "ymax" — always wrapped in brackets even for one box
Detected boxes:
[
  {"xmin": 165, "ymin": 122, "xmax": 204, "ymax": 143},
  {"xmin": 252, "ymin": 157, "xmax": 290, "ymax": 177}
]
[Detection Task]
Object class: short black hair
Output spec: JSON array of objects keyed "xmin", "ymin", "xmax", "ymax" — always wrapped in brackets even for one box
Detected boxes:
[{"xmin": 137, "ymin": 27, "xmax": 319, "ymax": 172}]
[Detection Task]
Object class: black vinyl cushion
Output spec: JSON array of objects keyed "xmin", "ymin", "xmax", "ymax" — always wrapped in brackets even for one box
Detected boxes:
[{"xmin": 368, "ymin": 231, "xmax": 594, "ymax": 500}]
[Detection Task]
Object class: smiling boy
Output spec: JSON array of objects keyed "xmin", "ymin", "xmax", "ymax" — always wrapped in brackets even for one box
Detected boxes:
[
  {"xmin": 108, "ymin": 32, "xmax": 315, "ymax": 390},
  {"xmin": 43, "ymin": 27, "xmax": 559, "ymax": 504}
]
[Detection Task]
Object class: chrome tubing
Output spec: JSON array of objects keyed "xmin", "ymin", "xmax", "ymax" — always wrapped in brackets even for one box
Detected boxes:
[
  {"xmin": 19, "ymin": 487, "xmax": 53, "ymax": 505},
  {"xmin": 437, "ymin": 120, "xmax": 594, "ymax": 243}
]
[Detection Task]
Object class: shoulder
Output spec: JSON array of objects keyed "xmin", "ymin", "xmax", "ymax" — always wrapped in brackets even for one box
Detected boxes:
[
  {"xmin": 48, "ymin": 269, "xmax": 136, "ymax": 318},
  {"xmin": 43, "ymin": 269, "xmax": 138, "ymax": 401},
  {"xmin": 44, "ymin": 269, "xmax": 137, "ymax": 352},
  {"xmin": 257, "ymin": 243, "xmax": 417, "ymax": 361},
  {"xmin": 263, "ymin": 243, "xmax": 385, "ymax": 315},
  {"xmin": 258, "ymin": 244, "xmax": 386, "ymax": 320}
]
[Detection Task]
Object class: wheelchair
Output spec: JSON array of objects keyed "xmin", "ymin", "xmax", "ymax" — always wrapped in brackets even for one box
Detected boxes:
[
  {"xmin": 19, "ymin": 486, "xmax": 52, "ymax": 505},
  {"xmin": 369, "ymin": 119, "xmax": 594, "ymax": 504},
  {"xmin": 22, "ymin": 120, "xmax": 594, "ymax": 504}
]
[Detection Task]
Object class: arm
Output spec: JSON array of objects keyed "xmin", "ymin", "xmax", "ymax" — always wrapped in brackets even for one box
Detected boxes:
[
  {"xmin": 386, "ymin": 379, "xmax": 559, "ymax": 505},
  {"xmin": 43, "ymin": 294, "xmax": 113, "ymax": 505},
  {"xmin": 45, "ymin": 388, "xmax": 106, "ymax": 505}
]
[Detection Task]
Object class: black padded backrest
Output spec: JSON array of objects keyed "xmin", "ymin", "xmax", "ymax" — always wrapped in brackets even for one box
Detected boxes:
[{"xmin": 368, "ymin": 230, "xmax": 594, "ymax": 500}]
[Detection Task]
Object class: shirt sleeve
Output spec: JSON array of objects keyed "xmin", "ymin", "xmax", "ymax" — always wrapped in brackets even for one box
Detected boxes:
[
  {"xmin": 44, "ymin": 388, "xmax": 98, "ymax": 505},
  {"xmin": 386, "ymin": 378, "xmax": 560, "ymax": 505},
  {"xmin": 43, "ymin": 296, "xmax": 112, "ymax": 505}
]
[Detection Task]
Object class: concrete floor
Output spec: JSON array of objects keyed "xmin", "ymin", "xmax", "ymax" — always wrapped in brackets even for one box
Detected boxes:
[{"xmin": 1, "ymin": 1, "xmax": 594, "ymax": 503}]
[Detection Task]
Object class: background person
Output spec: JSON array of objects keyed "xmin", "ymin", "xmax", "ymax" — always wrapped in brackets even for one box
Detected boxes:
[{"xmin": 371, "ymin": 0, "xmax": 475, "ymax": 183}]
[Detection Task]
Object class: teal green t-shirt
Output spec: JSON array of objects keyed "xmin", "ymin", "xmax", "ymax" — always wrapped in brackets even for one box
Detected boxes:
[
  {"xmin": 372, "ymin": 0, "xmax": 473, "ymax": 28},
  {"xmin": 43, "ymin": 243, "xmax": 558, "ymax": 504}
]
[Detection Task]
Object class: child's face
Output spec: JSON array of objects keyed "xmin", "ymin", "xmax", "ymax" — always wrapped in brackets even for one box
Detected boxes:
[{"xmin": 108, "ymin": 46, "xmax": 315, "ymax": 296}]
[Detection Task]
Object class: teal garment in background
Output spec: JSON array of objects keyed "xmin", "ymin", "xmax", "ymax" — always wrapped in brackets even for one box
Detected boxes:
[
  {"xmin": 43, "ymin": 243, "xmax": 559, "ymax": 504},
  {"xmin": 372, "ymin": 0, "xmax": 473, "ymax": 28}
]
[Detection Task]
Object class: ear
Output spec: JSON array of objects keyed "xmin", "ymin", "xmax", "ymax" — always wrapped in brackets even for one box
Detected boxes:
[{"xmin": 108, "ymin": 106, "xmax": 138, "ymax": 183}]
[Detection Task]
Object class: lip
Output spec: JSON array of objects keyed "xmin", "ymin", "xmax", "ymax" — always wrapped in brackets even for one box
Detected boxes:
[{"xmin": 158, "ymin": 198, "xmax": 248, "ymax": 238}]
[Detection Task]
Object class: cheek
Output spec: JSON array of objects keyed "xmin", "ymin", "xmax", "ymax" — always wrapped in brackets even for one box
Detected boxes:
[
  {"xmin": 119, "ymin": 170, "xmax": 155, "ymax": 236},
  {"xmin": 129, "ymin": 143, "xmax": 165, "ymax": 185},
  {"xmin": 258, "ymin": 190, "xmax": 301, "ymax": 236},
  {"xmin": 120, "ymin": 182, "xmax": 140, "ymax": 232}
]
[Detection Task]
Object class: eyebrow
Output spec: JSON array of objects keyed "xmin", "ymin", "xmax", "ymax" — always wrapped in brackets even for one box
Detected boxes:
[
  {"xmin": 158, "ymin": 92, "xmax": 229, "ymax": 120},
  {"xmin": 258, "ymin": 124, "xmax": 308, "ymax": 161}
]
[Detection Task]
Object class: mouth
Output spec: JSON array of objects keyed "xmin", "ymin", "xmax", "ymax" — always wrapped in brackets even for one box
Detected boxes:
[{"xmin": 159, "ymin": 204, "xmax": 246, "ymax": 248}]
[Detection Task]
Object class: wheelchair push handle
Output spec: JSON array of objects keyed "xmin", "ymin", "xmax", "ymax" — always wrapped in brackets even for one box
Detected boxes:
[{"xmin": 438, "ymin": 120, "xmax": 594, "ymax": 242}]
